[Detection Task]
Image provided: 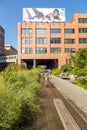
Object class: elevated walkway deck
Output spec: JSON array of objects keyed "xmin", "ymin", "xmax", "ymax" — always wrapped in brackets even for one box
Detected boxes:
[
  {"xmin": 54, "ymin": 98, "xmax": 81, "ymax": 130},
  {"xmin": 49, "ymin": 75, "xmax": 87, "ymax": 123}
]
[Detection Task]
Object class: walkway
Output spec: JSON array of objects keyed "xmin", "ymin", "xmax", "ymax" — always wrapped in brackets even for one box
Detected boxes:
[{"xmin": 49, "ymin": 75, "xmax": 87, "ymax": 123}]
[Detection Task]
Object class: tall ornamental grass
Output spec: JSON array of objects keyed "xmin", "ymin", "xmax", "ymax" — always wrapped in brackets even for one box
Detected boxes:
[{"xmin": 0, "ymin": 64, "xmax": 41, "ymax": 130}]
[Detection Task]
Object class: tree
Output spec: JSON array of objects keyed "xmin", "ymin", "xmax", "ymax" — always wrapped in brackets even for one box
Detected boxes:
[
  {"xmin": 61, "ymin": 64, "xmax": 72, "ymax": 72},
  {"xmin": 71, "ymin": 48, "xmax": 87, "ymax": 75}
]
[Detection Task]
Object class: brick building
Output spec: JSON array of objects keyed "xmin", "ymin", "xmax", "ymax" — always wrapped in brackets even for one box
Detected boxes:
[
  {"xmin": 0, "ymin": 25, "xmax": 4, "ymax": 55},
  {"xmin": 18, "ymin": 13, "xmax": 87, "ymax": 69}
]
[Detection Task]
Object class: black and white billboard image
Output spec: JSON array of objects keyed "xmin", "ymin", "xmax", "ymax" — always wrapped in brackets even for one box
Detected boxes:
[{"xmin": 23, "ymin": 8, "xmax": 65, "ymax": 22}]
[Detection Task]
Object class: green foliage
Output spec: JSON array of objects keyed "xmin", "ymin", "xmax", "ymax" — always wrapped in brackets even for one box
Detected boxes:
[
  {"xmin": 76, "ymin": 76, "xmax": 87, "ymax": 89},
  {"xmin": 71, "ymin": 48, "xmax": 87, "ymax": 68},
  {"xmin": 71, "ymin": 48, "xmax": 87, "ymax": 77},
  {"xmin": 52, "ymin": 69, "xmax": 62, "ymax": 76},
  {"xmin": 70, "ymin": 49, "xmax": 87, "ymax": 89},
  {"xmin": 2, "ymin": 64, "xmax": 26, "ymax": 84},
  {"xmin": 61, "ymin": 64, "xmax": 72, "ymax": 72},
  {"xmin": 0, "ymin": 65, "xmax": 41, "ymax": 130},
  {"xmin": 73, "ymin": 66, "xmax": 87, "ymax": 76}
]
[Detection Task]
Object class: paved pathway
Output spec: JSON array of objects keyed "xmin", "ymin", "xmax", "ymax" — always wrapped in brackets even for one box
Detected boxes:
[{"xmin": 49, "ymin": 75, "xmax": 87, "ymax": 123}]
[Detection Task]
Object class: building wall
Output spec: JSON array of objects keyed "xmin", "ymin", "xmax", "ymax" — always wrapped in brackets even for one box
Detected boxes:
[
  {"xmin": 18, "ymin": 14, "xmax": 87, "ymax": 69},
  {"xmin": 0, "ymin": 26, "xmax": 4, "ymax": 55}
]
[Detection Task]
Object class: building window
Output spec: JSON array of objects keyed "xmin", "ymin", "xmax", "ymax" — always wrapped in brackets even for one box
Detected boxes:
[
  {"xmin": 79, "ymin": 38, "xmax": 87, "ymax": 44},
  {"xmin": 66, "ymin": 59, "xmax": 68, "ymax": 64},
  {"xmin": 65, "ymin": 39, "xmax": 75, "ymax": 44},
  {"xmin": 78, "ymin": 18, "xmax": 87, "ymax": 23},
  {"xmin": 50, "ymin": 38, "xmax": 61, "ymax": 44},
  {"xmin": 29, "ymin": 38, "xmax": 32, "ymax": 44},
  {"xmin": 21, "ymin": 48, "xmax": 25, "ymax": 54},
  {"xmin": 36, "ymin": 38, "xmax": 47, "ymax": 44},
  {"xmin": 36, "ymin": 48, "xmax": 47, "ymax": 54},
  {"xmin": 21, "ymin": 37, "xmax": 32, "ymax": 44},
  {"xmin": 64, "ymin": 29, "xmax": 75, "ymax": 34},
  {"xmin": 66, "ymin": 58, "xmax": 72, "ymax": 64},
  {"xmin": 25, "ymin": 48, "xmax": 29, "ymax": 54},
  {"xmin": 50, "ymin": 48, "xmax": 61, "ymax": 53},
  {"xmin": 50, "ymin": 29, "xmax": 61, "ymax": 34},
  {"xmin": 65, "ymin": 48, "xmax": 76, "ymax": 53},
  {"xmin": 36, "ymin": 29, "xmax": 47, "ymax": 34},
  {"xmin": 25, "ymin": 38, "xmax": 29, "ymax": 44},
  {"xmin": 25, "ymin": 37, "xmax": 32, "ymax": 44},
  {"xmin": 79, "ymin": 28, "xmax": 87, "ymax": 33},
  {"xmin": 21, "ymin": 28, "xmax": 32, "ymax": 34},
  {"xmin": 29, "ymin": 48, "xmax": 32, "ymax": 54},
  {"xmin": 21, "ymin": 37, "xmax": 25, "ymax": 44}
]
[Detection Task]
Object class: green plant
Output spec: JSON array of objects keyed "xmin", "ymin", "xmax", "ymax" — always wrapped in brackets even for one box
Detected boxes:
[
  {"xmin": 76, "ymin": 76, "xmax": 87, "ymax": 89},
  {"xmin": 0, "ymin": 65, "xmax": 41, "ymax": 130},
  {"xmin": 52, "ymin": 69, "xmax": 62, "ymax": 76},
  {"xmin": 61, "ymin": 64, "xmax": 72, "ymax": 72}
]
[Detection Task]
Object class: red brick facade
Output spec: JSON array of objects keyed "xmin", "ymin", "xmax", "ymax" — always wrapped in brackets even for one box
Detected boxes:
[{"xmin": 18, "ymin": 14, "xmax": 87, "ymax": 69}]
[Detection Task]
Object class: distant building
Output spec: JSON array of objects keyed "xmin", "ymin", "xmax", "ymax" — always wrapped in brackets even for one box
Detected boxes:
[
  {"xmin": 4, "ymin": 44, "xmax": 17, "ymax": 55},
  {"xmin": 0, "ymin": 44, "xmax": 17, "ymax": 71},
  {"xmin": 0, "ymin": 25, "xmax": 4, "ymax": 55},
  {"xmin": 0, "ymin": 25, "xmax": 18, "ymax": 71},
  {"xmin": 18, "ymin": 13, "xmax": 87, "ymax": 69}
]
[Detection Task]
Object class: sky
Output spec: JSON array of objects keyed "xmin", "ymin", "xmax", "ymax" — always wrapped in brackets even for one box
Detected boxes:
[{"xmin": 0, "ymin": 0, "xmax": 87, "ymax": 50}]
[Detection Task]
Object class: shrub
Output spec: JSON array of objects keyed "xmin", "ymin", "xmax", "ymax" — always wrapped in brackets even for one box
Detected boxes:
[
  {"xmin": 73, "ymin": 66, "xmax": 87, "ymax": 76},
  {"xmin": 61, "ymin": 64, "xmax": 72, "ymax": 72},
  {"xmin": 52, "ymin": 69, "xmax": 62, "ymax": 76},
  {"xmin": 0, "ymin": 65, "xmax": 41, "ymax": 130},
  {"xmin": 76, "ymin": 76, "xmax": 87, "ymax": 89}
]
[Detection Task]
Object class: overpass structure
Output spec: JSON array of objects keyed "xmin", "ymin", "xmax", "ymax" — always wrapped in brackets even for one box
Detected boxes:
[
  {"xmin": 0, "ymin": 55, "xmax": 17, "ymax": 71},
  {"xmin": 0, "ymin": 55, "xmax": 17, "ymax": 63}
]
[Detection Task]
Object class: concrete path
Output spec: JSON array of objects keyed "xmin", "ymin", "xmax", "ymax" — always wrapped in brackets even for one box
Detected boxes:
[{"xmin": 49, "ymin": 75, "xmax": 87, "ymax": 123}]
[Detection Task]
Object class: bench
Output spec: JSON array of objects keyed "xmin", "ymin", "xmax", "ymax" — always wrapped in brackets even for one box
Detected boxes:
[{"xmin": 53, "ymin": 98, "xmax": 81, "ymax": 130}]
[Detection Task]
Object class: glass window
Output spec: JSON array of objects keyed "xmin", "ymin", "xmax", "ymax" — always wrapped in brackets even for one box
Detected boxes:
[
  {"xmin": 25, "ymin": 48, "xmax": 29, "ymax": 54},
  {"xmin": 21, "ymin": 37, "xmax": 25, "ymax": 44},
  {"xmin": 29, "ymin": 48, "xmax": 32, "ymax": 54},
  {"xmin": 65, "ymin": 39, "xmax": 75, "ymax": 44},
  {"xmin": 66, "ymin": 59, "xmax": 68, "ymax": 64},
  {"xmin": 21, "ymin": 28, "xmax": 32, "ymax": 34},
  {"xmin": 36, "ymin": 38, "xmax": 47, "ymax": 44},
  {"xmin": 21, "ymin": 48, "xmax": 25, "ymax": 54},
  {"xmin": 50, "ymin": 29, "xmax": 61, "ymax": 34},
  {"xmin": 79, "ymin": 28, "xmax": 87, "ymax": 33},
  {"xmin": 66, "ymin": 59, "xmax": 71, "ymax": 64},
  {"xmin": 36, "ymin": 29, "xmax": 47, "ymax": 34},
  {"xmin": 25, "ymin": 38, "xmax": 29, "ymax": 44},
  {"xmin": 64, "ymin": 29, "xmax": 75, "ymax": 34},
  {"xmin": 21, "ymin": 37, "xmax": 32, "ymax": 44},
  {"xmin": 78, "ymin": 18, "xmax": 87, "ymax": 23},
  {"xmin": 50, "ymin": 48, "xmax": 61, "ymax": 53},
  {"xmin": 65, "ymin": 48, "xmax": 76, "ymax": 53},
  {"xmin": 25, "ymin": 37, "xmax": 32, "ymax": 44},
  {"xmin": 29, "ymin": 38, "xmax": 32, "ymax": 44},
  {"xmin": 50, "ymin": 38, "xmax": 61, "ymax": 44},
  {"xmin": 36, "ymin": 48, "xmax": 47, "ymax": 54},
  {"xmin": 79, "ymin": 38, "xmax": 87, "ymax": 44}
]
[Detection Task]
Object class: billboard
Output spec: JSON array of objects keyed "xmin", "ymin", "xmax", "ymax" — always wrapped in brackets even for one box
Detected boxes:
[{"xmin": 23, "ymin": 8, "xmax": 65, "ymax": 22}]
